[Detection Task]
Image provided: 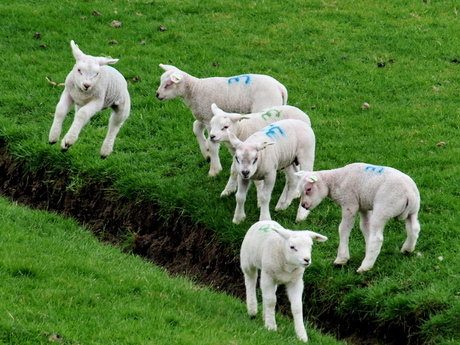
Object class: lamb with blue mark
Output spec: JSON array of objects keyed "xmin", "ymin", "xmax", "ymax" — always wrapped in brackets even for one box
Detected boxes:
[
  {"xmin": 155, "ymin": 64, "xmax": 288, "ymax": 176},
  {"xmin": 296, "ymin": 162, "xmax": 421, "ymax": 273},
  {"xmin": 228, "ymin": 119, "xmax": 315, "ymax": 224},
  {"xmin": 209, "ymin": 104, "xmax": 312, "ymax": 197}
]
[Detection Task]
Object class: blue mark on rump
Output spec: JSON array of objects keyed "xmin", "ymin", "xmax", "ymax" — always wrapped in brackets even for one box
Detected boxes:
[
  {"xmin": 261, "ymin": 123, "xmax": 285, "ymax": 140},
  {"xmin": 365, "ymin": 165, "xmax": 385, "ymax": 174},
  {"xmin": 228, "ymin": 75, "xmax": 251, "ymax": 85}
]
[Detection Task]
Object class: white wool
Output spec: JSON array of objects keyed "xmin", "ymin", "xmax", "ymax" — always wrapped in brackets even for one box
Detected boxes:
[
  {"xmin": 297, "ymin": 162, "xmax": 421, "ymax": 273},
  {"xmin": 240, "ymin": 220, "xmax": 327, "ymax": 342},
  {"xmin": 229, "ymin": 119, "xmax": 315, "ymax": 224},
  {"xmin": 49, "ymin": 40, "xmax": 130, "ymax": 158},
  {"xmin": 209, "ymin": 104, "xmax": 311, "ymax": 197},
  {"xmin": 155, "ymin": 64, "xmax": 288, "ymax": 176}
]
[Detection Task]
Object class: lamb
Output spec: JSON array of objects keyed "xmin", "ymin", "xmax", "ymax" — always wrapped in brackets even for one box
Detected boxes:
[
  {"xmin": 240, "ymin": 220, "xmax": 328, "ymax": 342},
  {"xmin": 228, "ymin": 119, "xmax": 315, "ymax": 224},
  {"xmin": 209, "ymin": 103, "xmax": 312, "ymax": 197},
  {"xmin": 155, "ymin": 64, "xmax": 288, "ymax": 176},
  {"xmin": 297, "ymin": 163, "xmax": 421, "ymax": 273},
  {"xmin": 48, "ymin": 40, "xmax": 130, "ymax": 158}
]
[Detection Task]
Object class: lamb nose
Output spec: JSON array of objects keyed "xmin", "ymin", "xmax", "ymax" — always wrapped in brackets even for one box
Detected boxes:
[
  {"xmin": 242, "ymin": 171, "xmax": 249, "ymax": 178},
  {"xmin": 301, "ymin": 202, "xmax": 310, "ymax": 210},
  {"xmin": 83, "ymin": 83, "xmax": 91, "ymax": 90},
  {"xmin": 304, "ymin": 259, "xmax": 310, "ymax": 265}
]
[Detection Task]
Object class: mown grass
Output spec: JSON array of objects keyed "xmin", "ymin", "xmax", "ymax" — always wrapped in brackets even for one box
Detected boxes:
[
  {"xmin": 0, "ymin": 197, "xmax": 343, "ymax": 345},
  {"xmin": 0, "ymin": 0, "xmax": 459, "ymax": 343}
]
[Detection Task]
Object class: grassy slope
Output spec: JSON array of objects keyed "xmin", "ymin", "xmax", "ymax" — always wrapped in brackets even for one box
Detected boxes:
[
  {"xmin": 0, "ymin": 197, "xmax": 343, "ymax": 345},
  {"xmin": 0, "ymin": 0, "xmax": 459, "ymax": 343}
]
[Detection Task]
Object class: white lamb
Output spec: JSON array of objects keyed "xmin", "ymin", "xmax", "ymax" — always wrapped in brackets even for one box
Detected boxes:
[
  {"xmin": 49, "ymin": 40, "xmax": 130, "ymax": 158},
  {"xmin": 240, "ymin": 220, "xmax": 328, "ymax": 342},
  {"xmin": 297, "ymin": 163, "xmax": 421, "ymax": 273},
  {"xmin": 228, "ymin": 119, "xmax": 315, "ymax": 224},
  {"xmin": 155, "ymin": 64, "xmax": 288, "ymax": 176},
  {"xmin": 209, "ymin": 103, "xmax": 312, "ymax": 197}
]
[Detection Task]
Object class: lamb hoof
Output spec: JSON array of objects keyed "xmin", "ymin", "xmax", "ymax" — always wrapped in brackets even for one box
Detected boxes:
[
  {"xmin": 220, "ymin": 190, "xmax": 234, "ymax": 197},
  {"xmin": 100, "ymin": 155, "xmax": 108, "ymax": 160},
  {"xmin": 356, "ymin": 267, "xmax": 371, "ymax": 274},
  {"xmin": 61, "ymin": 147, "xmax": 69, "ymax": 152},
  {"xmin": 232, "ymin": 217, "xmax": 245, "ymax": 224},
  {"xmin": 333, "ymin": 259, "xmax": 348, "ymax": 266},
  {"xmin": 49, "ymin": 141, "xmax": 57, "ymax": 145}
]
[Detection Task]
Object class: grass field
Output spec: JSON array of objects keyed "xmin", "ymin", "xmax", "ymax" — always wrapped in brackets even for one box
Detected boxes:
[
  {"xmin": 0, "ymin": 0, "xmax": 459, "ymax": 344},
  {"xmin": 0, "ymin": 197, "xmax": 344, "ymax": 345}
]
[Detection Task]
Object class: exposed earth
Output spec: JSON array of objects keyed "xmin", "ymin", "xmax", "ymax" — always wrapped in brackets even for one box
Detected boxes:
[{"xmin": 0, "ymin": 143, "xmax": 416, "ymax": 345}]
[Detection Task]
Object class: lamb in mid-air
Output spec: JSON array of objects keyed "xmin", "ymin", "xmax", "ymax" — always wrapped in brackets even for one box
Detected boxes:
[
  {"xmin": 297, "ymin": 163, "xmax": 421, "ymax": 273},
  {"xmin": 49, "ymin": 40, "xmax": 130, "ymax": 158},
  {"xmin": 155, "ymin": 64, "xmax": 288, "ymax": 176}
]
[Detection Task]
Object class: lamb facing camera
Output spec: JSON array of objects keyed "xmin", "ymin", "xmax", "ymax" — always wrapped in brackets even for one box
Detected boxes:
[
  {"xmin": 240, "ymin": 220, "xmax": 328, "ymax": 342},
  {"xmin": 49, "ymin": 40, "xmax": 130, "ymax": 158}
]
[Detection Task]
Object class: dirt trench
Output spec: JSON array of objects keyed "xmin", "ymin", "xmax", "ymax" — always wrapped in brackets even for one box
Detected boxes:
[{"xmin": 0, "ymin": 144, "xmax": 415, "ymax": 345}]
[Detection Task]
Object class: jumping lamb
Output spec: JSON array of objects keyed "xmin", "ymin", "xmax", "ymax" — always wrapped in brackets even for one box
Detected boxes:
[
  {"xmin": 297, "ymin": 163, "xmax": 421, "ymax": 273},
  {"xmin": 48, "ymin": 40, "xmax": 130, "ymax": 158},
  {"xmin": 228, "ymin": 119, "xmax": 315, "ymax": 224},
  {"xmin": 209, "ymin": 103, "xmax": 312, "ymax": 197},
  {"xmin": 155, "ymin": 64, "xmax": 288, "ymax": 176},
  {"xmin": 241, "ymin": 220, "xmax": 328, "ymax": 342}
]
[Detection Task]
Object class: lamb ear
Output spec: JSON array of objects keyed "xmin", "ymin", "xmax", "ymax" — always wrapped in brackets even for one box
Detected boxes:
[
  {"xmin": 296, "ymin": 173, "xmax": 318, "ymax": 183},
  {"xmin": 211, "ymin": 103, "xmax": 221, "ymax": 115},
  {"xmin": 304, "ymin": 230, "xmax": 328, "ymax": 242},
  {"xmin": 238, "ymin": 115, "xmax": 252, "ymax": 122},
  {"xmin": 255, "ymin": 141, "xmax": 274, "ymax": 151},
  {"xmin": 228, "ymin": 131, "xmax": 242, "ymax": 148},
  {"xmin": 159, "ymin": 63, "xmax": 177, "ymax": 71},
  {"xmin": 70, "ymin": 40, "xmax": 85, "ymax": 60},
  {"xmin": 229, "ymin": 114, "xmax": 248, "ymax": 122},
  {"xmin": 96, "ymin": 57, "xmax": 119, "ymax": 65},
  {"xmin": 272, "ymin": 227, "xmax": 291, "ymax": 240},
  {"xmin": 170, "ymin": 72, "xmax": 183, "ymax": 83}
]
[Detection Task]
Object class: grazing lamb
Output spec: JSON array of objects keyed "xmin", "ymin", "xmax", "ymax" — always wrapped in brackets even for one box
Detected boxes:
[
  {"xmin": 241, "ymin": 220, "xmax": 328, "ymax": 342},
  {"xmin": 209, "ymin": 103, "xmax": 312, "ymax": 197},
  {"xmin": 155, "ymin": 64, "xmax": 288, "ymax": 176},
  {"xmin": 49, "ymin": 40, "xmax": 130, "ymax": 158},
  {"xmin": 228, "ymin": 119, "xmax": 315, "ymax": 224},
  {"xmin": 297, "ymin": 163, "xmax": 421, "ymax": 273}
]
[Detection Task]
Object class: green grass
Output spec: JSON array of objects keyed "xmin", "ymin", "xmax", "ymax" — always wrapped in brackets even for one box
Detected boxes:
[
  {"xmin": 0, "ymin": 0, "xmax": 459, "ymax": 344},
  {"xmin": 0, "ymin": 197, "xmax": 343, "ymax": 345}
]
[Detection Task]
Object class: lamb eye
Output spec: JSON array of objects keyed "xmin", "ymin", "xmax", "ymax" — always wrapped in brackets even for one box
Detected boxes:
[
  {"xmin": 290, "ymin": 246, "xmax": 297, "ymax": 251},
  {"xmin": 77, "ymin": 68, "xmax": 82, "ymax": 74},
  {"xmin": 222, "ymin": 125, "xmax": 229, "ymax": 130},
  {"xmin": 253, "ymin": 157, "xmax": 258, "ymax": 163},
  {"xmin": 306, "ymin": 187, "xmax": 312, "ymax": 193},
  {"xmin": 235, "ymin": 157, "xmax": 239, "ymax": 163}
]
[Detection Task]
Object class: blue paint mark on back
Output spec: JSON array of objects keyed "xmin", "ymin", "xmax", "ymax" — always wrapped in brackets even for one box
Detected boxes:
[
  {"xmin": 364, "ymin": 165, "xmax": 386, "ymax": 175},
  {"xmin": 228, "ymin": 75, "xmax": 251, "ymax": 85},
  {"xmin": 260, "ymin": 123, "xmax": 285, "ymax": 140}
]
